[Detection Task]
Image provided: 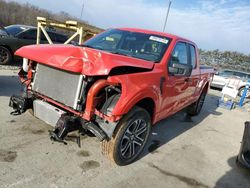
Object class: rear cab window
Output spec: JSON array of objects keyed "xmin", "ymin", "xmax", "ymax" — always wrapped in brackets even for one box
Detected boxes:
[{"xmin": 189, "ymin": 44, "xmax": 197, "ymax": 69}]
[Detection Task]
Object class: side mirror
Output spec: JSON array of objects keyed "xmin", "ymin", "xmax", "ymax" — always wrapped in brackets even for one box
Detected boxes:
[{"xmin": 168, "ymin": 62, "xmax": 192, "ymax": 77}]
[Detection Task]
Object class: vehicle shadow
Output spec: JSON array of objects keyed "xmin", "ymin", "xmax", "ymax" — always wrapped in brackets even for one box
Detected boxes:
[
  {"xmin": 0, "ymin": 58, "xmax": 22, "ymax": 68},
  {"xmin": 0, "ymin": 75, "xmax": 23, "ymax": 97},
  {"xmin": 138, "ymin": 93, "xmax": 222, "ymax": 160},
  {"xmin": 215, "ymin": 156, "xmax": 250, "ymax": 188}
]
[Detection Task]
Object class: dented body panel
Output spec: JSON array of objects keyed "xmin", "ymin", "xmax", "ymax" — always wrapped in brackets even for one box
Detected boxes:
[
  {"xmin": 15, "ymin": 45, "xmax": 154, "ymax": 75},
  {"xmin": 14, "ymin": 28, "xmax": 214, "ymax": 137}
]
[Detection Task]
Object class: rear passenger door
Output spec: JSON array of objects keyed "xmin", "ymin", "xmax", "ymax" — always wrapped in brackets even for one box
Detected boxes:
[{"xmin": 187, "ymin": 44, "xmax": 201, "ymax": 101}]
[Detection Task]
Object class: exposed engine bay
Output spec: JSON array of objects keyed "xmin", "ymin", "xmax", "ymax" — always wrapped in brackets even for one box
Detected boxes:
[{"xmin": 10, "ymin": 59, "xmax": 123, "ymax": 145}]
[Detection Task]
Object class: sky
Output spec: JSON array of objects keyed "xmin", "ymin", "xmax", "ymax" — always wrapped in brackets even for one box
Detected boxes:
[{"xmin": 9, "ymin": 0, "xmax": 250, "ymax": 55}]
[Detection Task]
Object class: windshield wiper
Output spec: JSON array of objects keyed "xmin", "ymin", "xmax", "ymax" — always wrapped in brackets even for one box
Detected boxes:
[
  {"xmin": 81, "ymin": 44, "xmax": 106, "ymax": 51},
  {"xmin": 109, "ymin": 51, "xmax": 132, "ymax": 57},
  {"xmin": 81, "ymin": 44, "xmax": 95, "ymax": 48},
  {"xmin": 153, "ymin": 58, "xmax": 161, "ymax": 63}
]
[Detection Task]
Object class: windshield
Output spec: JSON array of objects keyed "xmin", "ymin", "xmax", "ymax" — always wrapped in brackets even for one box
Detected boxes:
[
  {"xmin": 5, "ymin": 25, "xmax": 28, "ymax": 36},
  {"xmin": 83, "ymin": 29, "xmax": 171, "ymax": 62},
  {"xmin": 0, "ymin": 29, "xmax": 7, "ymax": 36}
]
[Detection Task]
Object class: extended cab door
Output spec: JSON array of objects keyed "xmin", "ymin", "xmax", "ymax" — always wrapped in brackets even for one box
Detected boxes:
[
  {"xmin": 160, "ymin": 41, "xmax": 192, "ymax": 118},
  {"xmin": 187, "ymin": 44, "xmax": 201, "ymax": 102}
]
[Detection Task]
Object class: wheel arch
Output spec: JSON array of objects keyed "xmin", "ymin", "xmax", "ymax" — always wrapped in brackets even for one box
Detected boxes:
[
  {"xmin": 111, "ymin": 87, "xmax": 159, "ymax": 124},
  {"xmin": 134, "ymin": 97, "xmax": 155, "ymax": 122},
  {"xmin": 238, "ymin": 85, "xmax": 249, "ymax": 97},
  {"xmin": 239, "ymin": 85, "xmax": 246, "ymax": 91},
  {"xmin": 202, "ymin": 81, "xmax": 209, "ymax": 93}
]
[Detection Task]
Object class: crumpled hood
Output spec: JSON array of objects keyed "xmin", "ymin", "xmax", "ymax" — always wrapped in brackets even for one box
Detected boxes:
[{"xmin": 15, "ymin": 44, "xmax": 154, "ymax": 75}]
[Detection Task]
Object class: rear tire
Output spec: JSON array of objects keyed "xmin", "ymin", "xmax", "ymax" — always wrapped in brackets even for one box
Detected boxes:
[
  {"xmin": 187, "ymin": 91, "xmax": 207, "ymax": 116},
  {"xmin": 101, "ymin": 106, "xmax": 151, "ymax": 166},
  {"xmin": 0, "ymin": 46, "xmax": 12, "ymax": 65}
]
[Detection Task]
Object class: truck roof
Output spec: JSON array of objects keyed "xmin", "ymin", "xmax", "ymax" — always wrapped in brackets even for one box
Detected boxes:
[{"xmin": 119, "ymin": 27, "xmax": 194, "ymax": 44}]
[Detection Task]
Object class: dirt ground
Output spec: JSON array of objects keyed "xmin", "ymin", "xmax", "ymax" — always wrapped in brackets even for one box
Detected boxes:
[{"xmin": 0, "ymin": 69, "xmax": 250, "ymax": 188}]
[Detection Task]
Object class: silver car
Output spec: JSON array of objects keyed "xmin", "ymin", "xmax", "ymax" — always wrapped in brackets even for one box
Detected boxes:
[{"xmin": 211, "ymin": 70, "xmax": 250, "ymax": 97}]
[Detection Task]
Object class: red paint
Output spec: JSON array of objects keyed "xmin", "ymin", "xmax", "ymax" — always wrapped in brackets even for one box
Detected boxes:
[
  {"xmin": 15, "ymin": 44, "xmax": 153, "ymax": 75},
  {"xmin": 16, "ymin": 28, "xmax": 214, "ymax": 125},
  {"xmin": 82, "ymin": 79, "xmax": 119, "ymax": 120}
]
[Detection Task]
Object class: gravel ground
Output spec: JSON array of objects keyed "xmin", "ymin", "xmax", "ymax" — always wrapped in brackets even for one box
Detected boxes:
[
  {"xmin": 0, "ymin": 69, "xmax": 250, "ymax": 188},
  {"xmin": 0, "ymin": 64, "xmax": 20, "ymax": 70}
]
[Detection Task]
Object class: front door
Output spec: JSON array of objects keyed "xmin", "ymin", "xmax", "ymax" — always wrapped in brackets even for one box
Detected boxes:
[{"xmin": 159, "ymin": 42, "xmax": 192, "ymax": 119}]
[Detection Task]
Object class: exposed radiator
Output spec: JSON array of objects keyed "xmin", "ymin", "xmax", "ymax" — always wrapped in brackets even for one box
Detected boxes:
[{"xmin": 32, "ymin": 63, "xmax": 83, "ymax": 109}]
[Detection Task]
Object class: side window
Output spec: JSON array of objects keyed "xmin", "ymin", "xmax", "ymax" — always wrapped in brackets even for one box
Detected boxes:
[
  {"xmin": 220, "ymin": 71, "xmax": 234, "ymax": 77},
  {"xmin": 19, "ymin": 29, "xmax": 37, "ymax": 40},
  {"xmin": 47, "ymin": 32, "xmax": 67, "ymax": 43},
  {"xmin": 170, "ymin": 42, "xmax": 188, "ymax": 65},
  {"xmin": 55, "ymin": 34, "xmax": 67, "ymax": 43},
  {"xmin": 189, "ymin": 45, "xmax": 196, "ymax": 69},
  {"xmin": 47, "ymin": 32, "xmax": 57, "ymax": 42}
]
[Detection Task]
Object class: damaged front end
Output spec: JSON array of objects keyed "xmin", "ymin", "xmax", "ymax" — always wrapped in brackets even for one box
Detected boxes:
[
  {"xmin": 9, "ymin": 58, "xmax": 122, "ymax": 145},
  {"xmin": 9, "ymin": 95, "xmax": 33, "ymax": 115}
]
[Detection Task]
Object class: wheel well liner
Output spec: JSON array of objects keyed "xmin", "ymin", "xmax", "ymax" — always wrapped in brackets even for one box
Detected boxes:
[
  {"xmin": 134, "ymin": 98, "xmax": 155, "ymax": 122},
  {"xmin": 203, "ymin": 82, "xmax": 209, "ymax": 93}
]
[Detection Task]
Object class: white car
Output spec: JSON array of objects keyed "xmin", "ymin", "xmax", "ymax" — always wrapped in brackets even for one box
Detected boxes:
[{"xmin": 211, "ymin": 70, "xmax": 250, "ymax": 98}]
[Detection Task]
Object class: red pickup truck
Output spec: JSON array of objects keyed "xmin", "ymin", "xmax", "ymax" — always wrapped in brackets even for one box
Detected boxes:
[{"xmin": 10, "ymin": 28, "xmax": 214, "ymax": 165}]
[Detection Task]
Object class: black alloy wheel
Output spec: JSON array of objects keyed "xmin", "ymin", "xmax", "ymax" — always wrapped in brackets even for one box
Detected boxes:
[
  {"xmin": 101, "ymin": 106, "xmax": 151, "ymax": 165},
  {"xmin": 0, "ymin": 46, "xmax": 12, "ymax": 65},
  {"xmin": 119, "ymin": 118, "xmax": 148, "ymax": 160}
]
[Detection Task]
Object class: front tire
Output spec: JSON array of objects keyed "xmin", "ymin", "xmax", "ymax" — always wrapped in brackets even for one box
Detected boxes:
[
  {"xmin": 101, "ymin": 106, "xmax": 151, "ymax": 166},
  {"xmin": 0, "ymin": 46, "xmax": 12, "ymax": 65}
]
